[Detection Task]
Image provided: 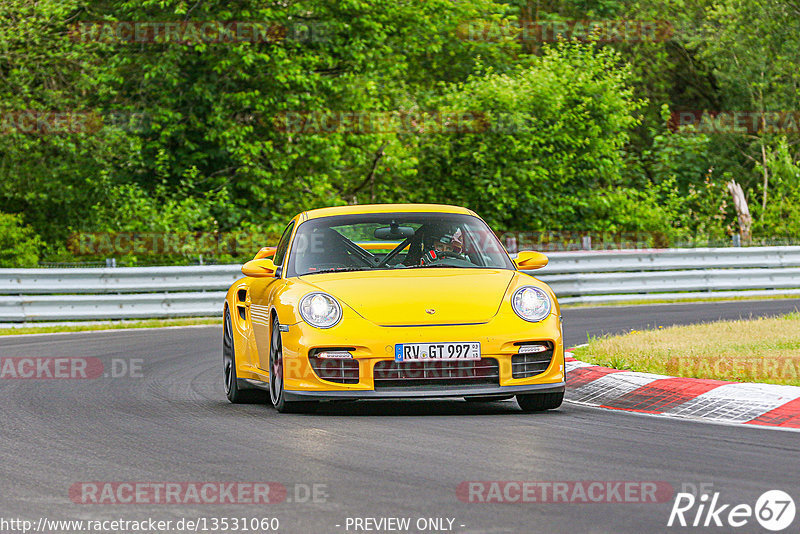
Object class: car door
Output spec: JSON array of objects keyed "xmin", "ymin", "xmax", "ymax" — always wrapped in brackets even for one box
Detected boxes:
[{"xmin": 251, "ymin": 219, "xmax": 296, "ymax": 371}]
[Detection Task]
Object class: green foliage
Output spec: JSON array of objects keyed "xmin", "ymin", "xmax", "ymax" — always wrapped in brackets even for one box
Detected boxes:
[
  {"xmin": 1, "ymin": 0, "xmax": 800, "ymax": 264},
  {"xmin": 698, "ymin": 0, "xmax": 800, "ymax": 112},
  {"xmin": 0, "ymin": 212, "xmax": 43, "ymax": 267},
  {"xmin": 90, "ymin": 0, "xmax": 519, "ymax": 224},
  {"xmin": 623, "ymin": 105, "xmax": 736, "ymax": 242},
  {"xmin": 413, "ymin": 42, "xmax": 642, "ymax": 231},
  {"xmin": 753, "ymin": 138, "xmax": 800, "ymax": 237},
  {"xmin": 0, "ymin": 0, "xmax": 143, "ymax": 249}
]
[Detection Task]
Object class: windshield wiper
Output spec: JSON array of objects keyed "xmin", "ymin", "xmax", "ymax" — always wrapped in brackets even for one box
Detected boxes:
[
  {"xmin": 300, "ymin": 267, "xmax": 369, "ymax": 276},
  {"xmin": 404, "ymin": 264, "xmax": 472, "ymax": 269}
]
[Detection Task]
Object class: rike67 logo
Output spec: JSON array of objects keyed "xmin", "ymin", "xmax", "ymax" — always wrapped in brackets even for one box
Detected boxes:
[{"xmin": 668, "ymin": 488, "xmax": 796, "ymax": 531}]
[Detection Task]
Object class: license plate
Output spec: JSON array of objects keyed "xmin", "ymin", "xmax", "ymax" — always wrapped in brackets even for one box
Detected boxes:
[{"xmin": 394, "ymin": 342, "xmax": 481, "ymax": 362}]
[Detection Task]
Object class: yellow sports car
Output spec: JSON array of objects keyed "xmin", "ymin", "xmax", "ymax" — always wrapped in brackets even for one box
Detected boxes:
[{"xmin": 223, "ymin": 204, "xmax": 565, "ymax": 413}]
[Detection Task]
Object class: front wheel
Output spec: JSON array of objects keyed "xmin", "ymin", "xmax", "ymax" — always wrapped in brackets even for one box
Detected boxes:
[
  {"xmin": 516, "ymin": 391, "xmax": 564, "ymax": 412},
  {"xmin": 269, "ymin": 316, "xmax": 316, "ymax": 414}
]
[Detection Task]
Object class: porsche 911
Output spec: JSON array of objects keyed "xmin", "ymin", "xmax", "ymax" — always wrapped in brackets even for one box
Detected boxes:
[{"xmin": 223, "ymin": 204, "xmax": 565, "ymax": 413}]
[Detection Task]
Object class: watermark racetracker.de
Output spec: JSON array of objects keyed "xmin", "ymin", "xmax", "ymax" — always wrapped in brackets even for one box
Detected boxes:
[
  {"xmin": 0, "ymin": 357, "xmax": 143, "ymax": 379},
  {"xmin": 68, "ymin": 481, "xmax": 328, "ymax": 505},
  {"xmin": 457, "ymin": 480, "xmax": 674, "ymax": 503},
  {"xmin": 457, "ymin": 19, "xmax": 674, "ymax": 43},
  {"xmin": 0, "ymin": 483, "xmax": 330, "ymax": 533},
  {"xmin": 0, "ymin": 110, "xmax": 150, "ymax": 135},
  {"xmin": 0, "ymin": 516, "xmax": 281, "ymax": 533},
  {"xmin": 668, "ymin": 356, "xmax": 800, "ymax": 382},
  {"xmin": 669, "ymin": 110, "xmax": 800, "ymax": 135},
  {"xmin": 270, "ymin": 110, "xmax": 527, "ymax": 135},
  {"xmin": 67, "ymin": 231, "xmax": 268, "ymax": 257},
  {"xmin": 69, "ymin": 21, "xmax": 331, "ymax": 44}
]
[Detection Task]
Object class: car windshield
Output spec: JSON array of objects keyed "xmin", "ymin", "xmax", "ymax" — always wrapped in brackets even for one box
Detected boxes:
[{"xmin": 286, "ymin": 212, "xmax": 515, "ymax": 277}]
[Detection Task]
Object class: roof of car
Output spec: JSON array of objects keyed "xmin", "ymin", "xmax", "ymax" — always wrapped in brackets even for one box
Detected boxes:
[{"xmin": 300, "ymin": 203, "xmax": 476, "ymax": 221}]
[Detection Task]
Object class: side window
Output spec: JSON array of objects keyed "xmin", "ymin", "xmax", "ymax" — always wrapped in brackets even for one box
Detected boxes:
[{"xmin": 273, "ymin": 222, "xmax": 295, "ymax": 266}]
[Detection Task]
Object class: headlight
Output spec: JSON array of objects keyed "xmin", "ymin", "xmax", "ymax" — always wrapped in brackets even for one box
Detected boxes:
[
  {"xmin": 511, "ymin": 286, "xmax": 551, "ymax": 322},
  {"xmin": 299, "ymin": 292, "xmax": 342, "ymax": 328}
]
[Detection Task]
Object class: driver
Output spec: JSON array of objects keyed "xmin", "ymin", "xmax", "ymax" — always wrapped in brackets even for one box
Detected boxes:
[{"xmin": 420, "ymin": 227, "xmax": 465, "ymax": 265}]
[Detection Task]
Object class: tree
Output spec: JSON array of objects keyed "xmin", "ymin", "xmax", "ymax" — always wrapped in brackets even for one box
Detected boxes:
[
  {"xmin": 411, "ymin": 42, "xmax": 642, "ymax": 232},
  {"xmin": 694, "ymin": 0, "xmax": 800, "ymax": 214}
]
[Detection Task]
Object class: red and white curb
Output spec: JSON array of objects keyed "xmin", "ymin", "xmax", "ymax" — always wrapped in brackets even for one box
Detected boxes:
[{"xmin": 565, "ymin": 353, "xmax": 800, "ymax": 430}]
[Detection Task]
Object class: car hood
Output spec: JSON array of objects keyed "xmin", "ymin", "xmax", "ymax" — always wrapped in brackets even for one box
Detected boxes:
[{"xmin": 302, "ymin": 268, "xmax": 516, "ymax": 326}]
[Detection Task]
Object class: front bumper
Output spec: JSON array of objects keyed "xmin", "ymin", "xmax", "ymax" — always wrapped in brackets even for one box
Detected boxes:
[
  {"xmin": 277, "ymin": 309, "xmax": 565, "ymax": 397},
  {"xmin": 285, "ymin": 382, "xmax": 565, "ymax": 401}
]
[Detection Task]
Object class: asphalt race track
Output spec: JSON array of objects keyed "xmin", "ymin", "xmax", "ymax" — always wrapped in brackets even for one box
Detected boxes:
[{"xmin": 2, "ymin": 299, "xmax": 800, "ymax": 533}]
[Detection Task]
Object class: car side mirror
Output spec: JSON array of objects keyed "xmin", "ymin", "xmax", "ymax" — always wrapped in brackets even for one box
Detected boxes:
[
  {"xmin": 514, "ymin": 251, "xmax": 549, "ymax": 270},
  {"xmin": 242, "ymin": 258, "xmax": 277, "ymax": 277},
  {"xmin": 253, "ymin": 247, "xmax": 277, "ymax": 260}
]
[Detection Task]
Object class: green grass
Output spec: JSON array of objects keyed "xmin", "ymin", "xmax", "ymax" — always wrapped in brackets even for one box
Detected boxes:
[
  {"xmin": 572, "ymin": 312, "xmax": 800, "ymax": 386},
  {"xmin": 0, "ymin": 317, "xmax": 221, "ymax": 336}
]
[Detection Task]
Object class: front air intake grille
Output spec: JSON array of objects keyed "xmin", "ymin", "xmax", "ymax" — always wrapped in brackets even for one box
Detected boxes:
[
  {"xmin": 512, "ymin": 342, "xmax": 554, "ymax": 379},
  {"xmin": 308, "ymin": 349, "xmax": 359, "ymax": 384},
  {"xmin": 373, "ymin": 358, "xmax": 500, "ymax": 388}
]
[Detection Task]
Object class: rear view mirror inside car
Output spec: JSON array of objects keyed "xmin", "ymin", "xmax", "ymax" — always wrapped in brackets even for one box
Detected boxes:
[{"xmin": 374, "ymin": 225, "xmax": 415, "ymax": 240}]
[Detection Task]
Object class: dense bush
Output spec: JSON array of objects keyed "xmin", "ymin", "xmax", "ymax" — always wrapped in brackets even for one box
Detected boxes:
[
  {"xmin": 0, "ymin": 213, "xmax": 43, "ymax": 267},
  {"xmin": 413, "ymin": 42, "xmax": 642, "ymax": 231}
]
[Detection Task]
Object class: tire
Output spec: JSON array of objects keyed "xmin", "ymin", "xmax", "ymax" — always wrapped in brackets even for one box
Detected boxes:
[
  {"xmin": 269, "ymin": 315, "xmax": 316, "ymax": 414},
  {"xmin": 464, "ymin": 395, "xmax": 514, "ymax": 403},
  {"xmin": 516, "ymin": 391, "xmax": 564, "ymax": 412},
  {"xmin": 223, "ymin": 308, "xmax": 266, "ymax": 404}
]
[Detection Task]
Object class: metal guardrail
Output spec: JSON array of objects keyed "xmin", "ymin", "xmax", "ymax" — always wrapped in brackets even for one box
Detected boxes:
[
  {"xmin": 534, "ymin": 246, "xmax": 800, "ymax": 303},
  {"xmin": 0, "ymin": 293, "xmax": 226, "ymax": 322},
  {"xmin": 0, "ymin": 265, "xmax": 240, "ymax": 322},
  {"xmin": 533, "ymin": 246, "xmax": 800, "ymax": 274},
  {"xmin": 0, "ymin": 265, "xmax": 242, "ymax": 294},
  {"xmin": 1, "ymin": 247, "xmax": 800, "ymax": 321}
]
